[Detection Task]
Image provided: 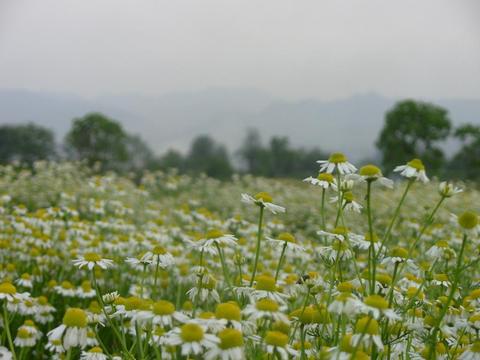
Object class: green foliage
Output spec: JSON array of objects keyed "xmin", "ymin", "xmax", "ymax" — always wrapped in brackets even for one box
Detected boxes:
[
  {"xmin": 376, "ymin": 100, "xmax": 452, "ymax": 175},
  {"xmin": 238, "ymin": 129, "xmax": 327, "ymax": 178},
  {"xmin": 0, "ymin": 123, "xmax": 56, "ymax": 165},
  {"xmin": 448, "ymin": 124, "xmax": 480, "ymax": 180},
  {"xmin": 65, "ymin": 113, "xmax": 130, "ymax": 171},
  {"xmin": 185, "ymin": 135, "xmax": 233, "ymax": 179}
]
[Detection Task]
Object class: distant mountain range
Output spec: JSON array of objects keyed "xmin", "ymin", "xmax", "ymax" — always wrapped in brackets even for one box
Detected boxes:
[{"xmin": 1, "ymin": 88, "xmax": 479, "ymax": 161}]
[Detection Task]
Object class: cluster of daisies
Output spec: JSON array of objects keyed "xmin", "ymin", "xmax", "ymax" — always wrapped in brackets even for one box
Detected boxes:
[{"xmin": 0, "ymin": 156, "xmax": 479, "ymax": 359}]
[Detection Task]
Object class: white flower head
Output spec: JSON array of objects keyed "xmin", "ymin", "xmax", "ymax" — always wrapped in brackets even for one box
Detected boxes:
[
  {"xmin": 241, "ymin": 192, "xmax": 285, "ymax": 214},
  {"xmin": 73, "ymin": 253, "xmax": 114, "ymax": 270},
  {"xmin": 393, "ymin": 158, "xmax": 429, "ymax": 183},
  {"xmin": 317, "ymin": 152, "xmax": 357, "ymax": 175},
  {"xmin": 439, "ymin": 181, "xmax": 462, "ymax": 198}
]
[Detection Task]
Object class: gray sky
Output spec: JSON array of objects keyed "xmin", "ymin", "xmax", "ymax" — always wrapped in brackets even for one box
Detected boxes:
[{"xmin": 1, "ymin": 0, "xmax": 479, "ymax": 100}]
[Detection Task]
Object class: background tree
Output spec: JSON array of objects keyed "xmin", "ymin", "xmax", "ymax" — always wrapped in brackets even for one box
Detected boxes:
[
  {"xmin": 65, "ymin": 113, "xmax": 129, "ymax": 171},
  {"xmin": 376, "ymin": 100, "xmax": 452, "ymax": 175},
  {"xmin": 185, "ymin": 135, "xmax": 233, "ymax": 179},
  {"xmin": 157, "ymin": 149, "xmax": 185, "ymax": 172},
  {"xmin": 0, "ymin": 123, "xmax": 56, "ymax": 165},
  {"xmin": 448, "ymin": 124, "xmax": 480, "ymax": 180}
]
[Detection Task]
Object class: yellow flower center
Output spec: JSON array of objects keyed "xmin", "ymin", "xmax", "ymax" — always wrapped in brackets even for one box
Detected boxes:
[
  {"xmin": 180, "ymin": 323, "xmax": 204, "ymax": 342},
  {"xmin": 218, "ymin": 328, "xmax": 244, "ymax": 349},
  {"xmin": 328, "ymin": 152, "xmax": 348, "ymax": 164},
  {"xmin": 317, "ymin": 173, "xmax": 334, "ymax": 183},
  {"xmin": 255, "ymin": 275, "xmax": 276, "ymax": 292},
  {"xmin": 470, "ymin": 289, "xmax": 480, "ymax": 299},
  {"xmin": 264, "ymin": 331, "xmax": 288, "ymax": 347},
  {"xmin": 125, "ymin": 297, "xmax": 146, "ymax": 311},
  {"xmin": 0, "ymin": 282, "xmax": 16, "ymax": 294},
  {"xmin": 472, "ymin": 341, "xmax": 480, "ymax": 353},
  {"xmin": 84, "ymin": 252, "xmax": 102, "ymax": 262},
  {"xmin": 37, "ymin": 296, "xmax": 48, "ymax": 306},
  {"xmin": 435, "ymin": 240, "xmax": 449, "ymax": 248},
  {"xmin": 434, "ymin": 274, "xmax": 448, "ymax": 282},
  {"xmin": 277, "ymin": 233, "xmax": 296, "ymax": 243},
  {"xmin": 364, "ymin": 295, "xmax": 388, "ymax": 310},
  {"xmin": 256, "ymin": 299, "xmax": 279, "ymax": 312},
  {"xmin": 89, "ymin": 347, "xmax": 104, "ymax": 353},
  {"xmin": 24, "ymin": 320, "xmax": 35, "ymax": 327},
  {"xmin": 391, "ymin": 247, "xmax": 408, "ymax": 258},
  {"xmin": 153, "ymin": 246, "xmax": 167, "ymax": 255},
  {"xmin": 333, "ymin": 227, "xmax": 348, "ymax": 236},
  {"xmin": 255, "ymin": 192, "xmax": 273, "ymax": 203},
  {"xmin": 355, "ymin": 316, "xmax": 379, "ymax": 335},
  {"xmin": 359, "ymin": 164, "xmax": 381, "ymax": 178},
  {"xmin": 63, "ymin": 308, "xmax": 88, "ymax": 328},
  {"xmin": 152, "ymin": 300, "xmax": 175, "ymax": 316},
  {"xmin": 206, "ymin": 229, "xmax": 224, "ymax": 239},
  {"xmin": 337, "ymin": 281, "xmax": 354, "ymax": 292},
  {"xmin": 458, "ymin": 211, "xmax": 479, "ymax": 230},
  {"xmin": 215, "ymin": 302, "xmax": 241, "ymax": 321},
  {"xmin": 17, "ymin": 328, "xmax": 31, "ymax": 339},
  {"xmin": 61, "ymin": 281, "xmax": 74, "ymax": 290},
  {"xmin": 407, "ymin": 158, "xmax": 425, "ymax": 171},
  {"xmin": 21, "ymin": 273, "xmax": 31, "ymax": 280},
  {"xmin": 343, "ymin": 191, "xmax": 354, "ymax": 202}
]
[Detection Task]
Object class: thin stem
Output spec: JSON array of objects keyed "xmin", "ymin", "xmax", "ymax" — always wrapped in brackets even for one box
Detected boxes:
[
  {"xmin": 3, "ymin": 302, "xmax": 17, "ymax": 360},
  {"xmin": 366, "ymin": 180, "xmax": 375, "ymax": 294},
  {"xmin": 321, "ymin": 188, "xmax": 326, "ymax": 231},
  {"xmin": 153, "ymin": 257, "xmax": 160, "ymax": 299},
  {"xmin": 428, "ymin": 233, "xmax": 468, "ymax": 359},
  {"xmin": 250, "ymin": 206, "xmax": 265, "ymax": 287},
  {"xmin": 379, "ymin": 179, "xmax": 414, "ymax": 252},
  {"xmin": 274, "ymin": 242, "xmax": 288, "ymax": 283}
]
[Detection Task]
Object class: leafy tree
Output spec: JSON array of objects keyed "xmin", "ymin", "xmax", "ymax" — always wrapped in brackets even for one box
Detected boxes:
[
  {"xmin": 448, "ymin": 124, "xmax": 480, "ymax": 180},
  {"xmin": 157, "ymin": 149, "xmax": 185, "ymax": 171},
  {"xmin": 185, "ymin": 135, "xmax": 233, "ymax": 179},
  {"xmin": 237, "ymin": 128, "xmax": 271, "ymax": 176},
  {"xmin": 124, "ymin": 134, "xmax": 155, "ymax": 171},
  {"xmin": 0, "ymin": 123, "xmax": 56, "ymax": 165},
  {"xmin": 65, "ymin": 113, "xmax": 129, "ymax": 171},
  {"xmin": 376, "ymin": 100, "xmax": 452, "ymax": 175}
]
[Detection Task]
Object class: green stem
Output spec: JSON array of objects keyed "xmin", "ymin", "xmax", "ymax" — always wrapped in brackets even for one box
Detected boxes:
[
  {"xmin": 379, "ymin": 179, "xmax": 413, "ymax": 252},
  {"xmin": 274, "ymin": 242, "xmax": 288, "ymax": 282},
  {"xmin": 250, "ymin": 206, "xmax": 265, "ymax": 287},
  {"xmin": 320, "ymin": 188, "xmax": 326, "ymax": 231},
  {"xmin": 366, "ymin": 180, "xmax": 375, "ymax": 294},
  {"xmin": 3, "ymin": 302, "xmax": 17, "ymax": 360},
  {"xmin": 153, "ymin": 257, "xmax": 160, "ymax": 299},
  {"xmin": 427, "ymin": 233, "xmax": 468, "ymax": 359}
]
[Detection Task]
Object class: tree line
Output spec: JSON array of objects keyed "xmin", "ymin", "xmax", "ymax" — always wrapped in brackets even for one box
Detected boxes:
[{"xmin": 0, "ymin": 99, "xmax": 479, "ymax": 179}]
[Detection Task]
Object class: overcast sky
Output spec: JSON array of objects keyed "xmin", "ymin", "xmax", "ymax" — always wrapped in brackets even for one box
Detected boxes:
[{"xmin": 1, "ymin": 0, "xmax": 479, "ymax": 100}]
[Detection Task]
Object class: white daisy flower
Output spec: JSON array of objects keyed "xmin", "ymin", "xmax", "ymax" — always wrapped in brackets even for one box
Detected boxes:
[
  {"xmin": 162, "ymin": 322, "xmax": 219, "ymax": 357},
  {"xmin": 266, "ymin": 232, "xmax": 305, "ymax": 253},
  {"xmin": 0, "ymin": 282, "xmax": 30, "ymax": 302},
  {"xmin": 47, "ymin": 308, "xmax": 89, "ymax": 350},
  {"xmin": 241, "ymin": 192, "xmax": 285, "ymax": 214},
  {"xmin": 459, "ymin": 341, "xmax": 480, "ymax": 360},
  {"xmin": 243, "ymin": 298, "xmax": 289, "ymax": 323},
  {"xmin": 205, "ymin": 328, "xmax": 245, "ymax": 360},
  {"xmin": 317, "ymin": 152, "xmax": 357, "ymax": 175},
  {"xmin": 72, "ymin": 253, "xmax": 114, "ymax": 270},
  {"xmin": 393, "ymin": 158, "xmax": 429, "ymax": 183},
  {"xmin": 303, "ymin": 173, "xmax": 337, "ymax": 190},
  {"xmin": 348, "ymin": 164, "xmax": 394, "ymax": 189},
  {"xmin": 439, "ymin": 181, "xmax": 463, "ymax": 198},
  {"xmin": 360, "ymin": 295, "xmax": 400, "ymax": 321},
  {"xmin": 263, "ymin": 331, "xmax": 297, "ymax": 360},
  {"xmin": 352, "ymin": 316, "xmax": 384, "ymax": 350},
  {"xmin": 80, "ymin": 347, "xmax": 108, "ymax": 360}
]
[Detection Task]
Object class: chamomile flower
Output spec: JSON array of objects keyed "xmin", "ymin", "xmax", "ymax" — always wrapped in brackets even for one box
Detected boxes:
[
  {"xmin": 47, "ymin": 308, "xmax": 89, "ymax": 350},
  {"xmin": 360, "ymin": 295, "xmax": 400, "ymax": 321},
  {"xmin": 439, "ymin": 181, "xmax": 463, "ymax": 198},
  {"xmin": 73, "ymin": 253, "xmax": 114, "ymax": 270},
  {"xmin": 0, "ymin": 282, "xmax": 29, "ymax": 302},
  {"xmin": 241, "ymin": 192, "xmax": 285, "ymax": 214},
  {"xmin": 394, "ymin": 158, "xmax": 429, "ymax": 183},
  {"xmin": 263, "ymin": 331, "xmax": 297, "ymax": 360},
  {"xmin": 136, "ymin": 300, "xmax": 189, "ymax": 327},
  {"xmin": 0, "ymin": 347, "xmax": 12, "ymax": 360},
  {"xmin": 350, "ymin": 164, "xmax": 394, "ymax": 188},
  {"xmin": 205, "ymin": 328, "xmax": 245, "ymax": 360},
  {"xmin": 162, "ymin": 322, "xmax": 219, "ymax": 357},
  {"xmin": 80, "ymin": 347, "xmax": 108, "ymax": 360},
  {"xmin": 328, "ymin": 292, "xmax": 363, "ymax": 316},
  {"xmin": 266, "ymin": 232, "xmax": 305, "ymax": 253},
  {"xmin": 303, "ymin": 173, "xmax": 337, "ymax": 190},
  {"xmin": 243, "ymin": 298, "xmax": 289, "ymax": 323},
  {"xmin": 352, "ymin": 316, "xmax": 384, "ymax": 350},
  {"xmin": 144, "ymin": 246, "xmax": 175, "ymax": 269},
  {"xmin": 317, "ymin": 152, "xmax": 357, "ymax": 175},
  {"xmin": 459, "ymin": 341, "xmax": 480, "ymax": 360},
  {"xmin": 14, "ymin": 320, "xmax": 42, "ymax": 347},
  {"xmin": 15, "ymin": 273, "xmax": 33, "ymax": 288},
  {"xmin": 251, "ymin": 275, "xmax": 288, "ymax": 304}
]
